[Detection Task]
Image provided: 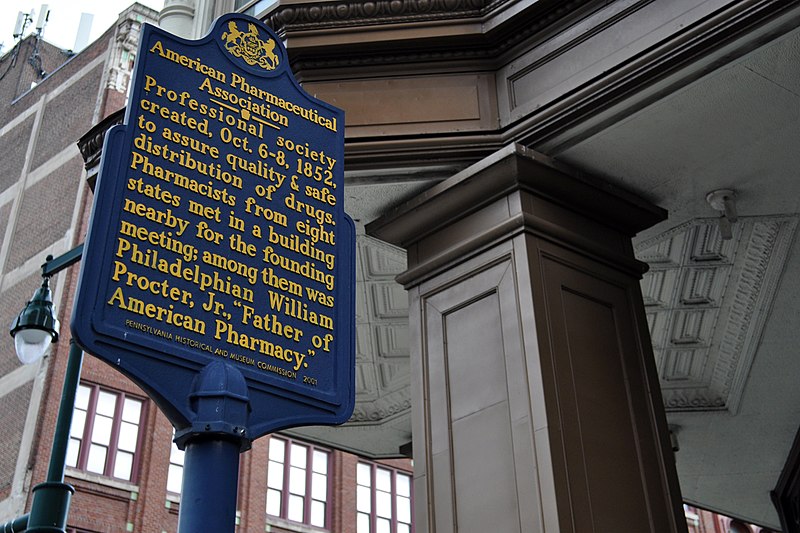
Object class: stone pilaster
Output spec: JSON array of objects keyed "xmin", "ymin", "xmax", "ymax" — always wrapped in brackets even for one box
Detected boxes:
[{"xmin": 367, "ymin": 143, "xmax": 687, "ymax": 532}]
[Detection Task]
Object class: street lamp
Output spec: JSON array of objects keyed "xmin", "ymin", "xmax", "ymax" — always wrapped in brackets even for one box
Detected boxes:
[
  {"xmin": 10, "ymin": 275, "xmax": 60, "ymax": 364},
  {"xmin": 1, "ymin": 248, "xmax": 84, "ymax": 533}
]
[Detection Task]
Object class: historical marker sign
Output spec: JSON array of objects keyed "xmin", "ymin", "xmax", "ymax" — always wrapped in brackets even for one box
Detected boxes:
[{"xmin": 72, "ymin": 14, "xmax": 355, "ymax": 441}]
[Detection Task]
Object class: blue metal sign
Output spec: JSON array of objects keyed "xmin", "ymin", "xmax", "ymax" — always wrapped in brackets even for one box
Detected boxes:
[{"xmin": 72, "ymin": 14, "xmax": 355, "ymax": 444}]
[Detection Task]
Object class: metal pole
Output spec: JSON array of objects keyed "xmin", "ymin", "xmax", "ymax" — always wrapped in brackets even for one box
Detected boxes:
[
  {"xmin": 25, "ymin": 340, "xmax": 82, "ymax": 532},
  {"xmin": 0, "ymin": 337, "xmax": 83, "ymax": 533},
  {"xmin": 0, "ymin": 243, "xmax": 86, "ymax": 532},
  {"xmin": 177, "ymin": 437, "xmax": 241, "ymax": 533},
  {"xmin": 0, "ymin": 514, "xmax": 28, "ymax": 533},
  {"xmin": 174, "ymin": 360, "xmax": 250, "ymax": 533},
  {"xmin": 45, "ymin": 340, "xmax": 82, "ymax": 483}
]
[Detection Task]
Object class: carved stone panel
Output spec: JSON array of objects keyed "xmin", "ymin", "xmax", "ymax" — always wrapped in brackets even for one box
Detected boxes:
[
  {"xmin": 351, "ymin": 235, "xmax": 411, "ymax": 424},
  {"xmin": 636, "ymin": 216, "xmax": 798, "ymax": 412}
]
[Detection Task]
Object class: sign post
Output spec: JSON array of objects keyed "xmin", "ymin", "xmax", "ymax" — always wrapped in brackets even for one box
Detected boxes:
[{"xmin": 71, "ymin": 14, "xmax": 355, "ymax": 532}]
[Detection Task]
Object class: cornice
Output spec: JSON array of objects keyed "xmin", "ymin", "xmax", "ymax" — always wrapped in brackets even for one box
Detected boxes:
[
  {"xmin": 265, "ymin": 0, "xmax": 497, "ymax": 32},
  {"xmin": 264, "ymin": 0, "xmax": 592, "ymax": 68},
  {"xmin": 77, "ymin": 108, "xmax": 125, "ymax": 190},
  {"xmin": 265, "ymin": 0, "xmax": 800, "ymax": 174}
]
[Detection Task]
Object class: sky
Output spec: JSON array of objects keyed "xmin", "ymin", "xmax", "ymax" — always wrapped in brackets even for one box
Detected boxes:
[{"xmin": 1, "ymin": 0, "xmax": 164, "ymax": 55}]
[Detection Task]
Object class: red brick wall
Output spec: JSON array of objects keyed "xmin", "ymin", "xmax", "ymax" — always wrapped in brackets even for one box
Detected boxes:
[
  {"xmin": 0, "ymin": 382, "xmax": 33, "ymax": 496},
  {"xmin": 31, "ymin": 65, "xmax": 104, "ymax": 169},
  {"xmin": 334, "ymin": 451, "xmax": 359, "ymax": 533},
  {"xmin": 239, "ymin": 437, "xmax": 269, "ymax": 531},
  {"xmin": 0, "ymin": 116, "xmax": 35, "ymax": 193},
  {"xmin": 0, "ymin": 28, "xmax": 111, "ymax": 123},
  {"xmin": 0, "ymin": 37, "xmax": 70, "ymax": 112},
  {"xmin": 6, "ymin": 156, "xmax": 84, "ymax": 271}
]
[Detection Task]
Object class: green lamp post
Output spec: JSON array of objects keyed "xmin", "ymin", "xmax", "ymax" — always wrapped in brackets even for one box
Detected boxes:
[{"xmin": 2, "ymin": 248, "xmax": 84, "ymax": 533}]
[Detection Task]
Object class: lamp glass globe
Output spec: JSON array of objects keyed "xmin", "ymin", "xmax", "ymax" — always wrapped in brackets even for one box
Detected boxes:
[{"xmin": 14, "ymin": 328, "xmax": 52, "ymax": 364}]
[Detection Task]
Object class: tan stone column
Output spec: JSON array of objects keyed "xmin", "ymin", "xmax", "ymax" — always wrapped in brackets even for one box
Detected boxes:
[
  {"xmin": 159, "ymin": 0, "xmax": 196, "ymax": 39},
  {"xmin": 366, "ymin": 144, "xmax": 687, "ymax": 533}
]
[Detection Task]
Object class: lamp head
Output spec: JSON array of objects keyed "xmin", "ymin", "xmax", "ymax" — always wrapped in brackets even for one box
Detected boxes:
[{"xmin": 9, "ymin": 276, "xmax": 59, "ymax": 364}]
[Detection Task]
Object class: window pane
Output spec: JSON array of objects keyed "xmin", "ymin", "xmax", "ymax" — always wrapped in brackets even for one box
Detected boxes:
[
  {"xmin": 266, "ymin": 488, "xmax": 282, "ymax": 516},
  {"xmin": 86, "ymin": 444, "xmax": 107, "ymax": 474},
  {"xmin": 357, "ymin": 512, "xmax": 371, "ymax": 533},
  {"xmin": 117, "ymin": 421, "xmax": 139, "ymax": 452},
  {"xmin": 264, "ymin": 438, "xmax": 334, "ymax": 527},
  {"xmin": 268, "ymin": 438, "xmax": 285, "ymax": 462},
  {"xmin": 376, "ymin": 490, "xmax": 392, "ymax": 518},
  {"xmin": 287, "ymin": 494, "xmax": 304, "ymax": 522},
  {"xmin": 69, "ymin": 384, "xmax": 146, "ymax": 482},
  {"xmin": 91, "ymin": 415, "xmax": 113, "ymax": 445},
  {"xmin": 310, "ymin": 500, "xmax": 325, "ymax": 527},
  {"xmin": 397, "ymin": 473, "xmax": 411, "ymax": 497},
  {"xmin": 121, "ymin": 398, "xmax": 142, "ymax": 423},
  {"xmin": 357, "ymin": 485, "xmax": 371, "ymax": 513},
  {"xmin": 398, "ymin": 524, "xmax": 411, "ymax": 533},
  {"xmin": 70, "ymin": 409, "xmax": 86, "ymax": 438},
  {"xmin": 75, "ymin": 385, "xmax": 91, "ymax": 410},
  {"xmin": 167, "ymin": 464, "xmax": 183, "ymax": 493},
  {"xmin": 96, "ymin": 391, "xmax": 117, "ymax": 417},
  {"xmin": 289, "ymin": 466, "xmax": 306, "ymax": 494},
  {"xmin": 290, "ymin": 444, "xmax": 307, "ymax": 468},
  {"xmin": 267, "ymin": 462, "xmax": 283, "ymax": 489},
  {"xmin": 376, "ymin": 517, "xmax": 391, "ymax": 533},
  {"xmin": 66, "ymin": 437, "xmax": 80, "ymax": 467},
  {"xmin": 311, "ymin": 472, "xmax": 327, "ymax": 501},
  {"xmin": 113, "ymin": 451, "xmax": 133, "ymax": 480},
  {"xmin": 357, "ymin": 463, "xmax": 372, "ymax": 486},
  {"xmin": 397, "ymin": 495, "xmax": 411, "ymax": 523},
  {"xmin": 376, "ymin": 468, "xmax": 391, "ymax": 492},
  {"xmin": 312, "ymin": 450, "xmax": 327, "ymax": 474}
]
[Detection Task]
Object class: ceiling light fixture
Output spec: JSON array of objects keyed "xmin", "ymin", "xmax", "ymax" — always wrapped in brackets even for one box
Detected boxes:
[{"xmin": 706, "ymin": 189, "xmax": 738, "ymax": 240}]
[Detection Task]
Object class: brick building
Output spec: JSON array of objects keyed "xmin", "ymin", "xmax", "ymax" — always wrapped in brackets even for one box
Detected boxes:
[
  {"xmin": 0, "ymin": 4, "xmax": 412, "ymax": 532},
  {"xmin": 0, "ymin": 1, "xmax": 155, "ymax": 514}
]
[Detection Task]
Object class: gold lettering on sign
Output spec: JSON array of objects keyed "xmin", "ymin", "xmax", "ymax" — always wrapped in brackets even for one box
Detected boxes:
[{"xmin": 105, "ymin": 32, "xmax": 344, "ymax": 383}]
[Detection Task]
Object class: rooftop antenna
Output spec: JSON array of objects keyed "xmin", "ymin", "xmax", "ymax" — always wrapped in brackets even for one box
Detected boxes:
[
  {"xmin": 27, "ymin": 5, "xmax": 50, "ymax": 79},
  {"xmin": 13, "ymin": 11, "xmax": 33, "ymax": 39},
  {"xmin": 35, "ymin": 4, "xmax": 50, "ymax": 34},
  {"xmin": 7, "ymin": 11, "xmax": 34, "ymax": 67}
]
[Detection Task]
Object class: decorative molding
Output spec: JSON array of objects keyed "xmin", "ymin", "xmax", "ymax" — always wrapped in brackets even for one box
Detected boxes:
[
  {"xmin": 266, "ymin": 0, "xmax": 494, "ymax": 32},
  {"xmin": 722, "ymin": 217, "xmax": 797, "ymax": 413},
  {"xmin": 350, "ymin": 387, "xmax": 412, "ymax": 423},
  {"xmin": 77, "ymin": 108, "xmax": 125, "ymax": 189},
  {"xmin": 370, "ymin": 283, "xmax": 409, "ymax": 318},
  {"xmin": 107, "ymin": 5, "xmax": 158, "ymax": 94},
  {"xmin": 263, "ymin": 0, "xmax": 590, "ymax": 68},
  {"xmin": 636, "ymin": 215, "xmax": 798, "ymax": 412},
  {"xmin": 349, "ymin": 235, "xmax": 411, "ymax": 424},
  {"xmin": 363, "ymin": 239, "xmax": 406, "ymax": 278},
  {"xmin": 375, "ymin": 324, "xmax": 409, "ymax": 358}
]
